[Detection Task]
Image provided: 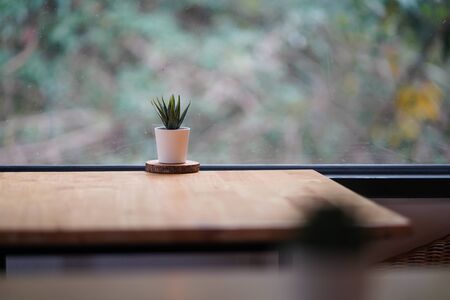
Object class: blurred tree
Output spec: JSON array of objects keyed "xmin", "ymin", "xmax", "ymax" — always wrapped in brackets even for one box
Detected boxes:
[{"xmin": 0, "ymin": 0, "xmax": 449, "ymax": 163}]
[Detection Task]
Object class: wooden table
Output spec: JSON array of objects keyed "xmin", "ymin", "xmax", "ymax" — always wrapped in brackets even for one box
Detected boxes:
[
  {"xmin": 1, "ymin": 268, "xmax": 449, "ymax": 300},
  {"xmin": 0, "ymin": 170, "xmax": 409, "ymax": 251}
]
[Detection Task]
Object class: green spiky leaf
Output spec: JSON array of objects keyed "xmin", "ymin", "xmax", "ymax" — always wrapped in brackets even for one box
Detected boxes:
[
  {"xmin": 150, "ymin": 94, "xmax": 191, "ymax": 129},
  {"xmin": 177, "ymin": 101, "xmax": 191, "ymax": 128}
]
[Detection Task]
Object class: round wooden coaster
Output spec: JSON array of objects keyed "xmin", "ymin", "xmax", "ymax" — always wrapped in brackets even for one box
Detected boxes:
[{"xmin": 145, "ymin": 160, "xmax": 200, "ymax": 174}]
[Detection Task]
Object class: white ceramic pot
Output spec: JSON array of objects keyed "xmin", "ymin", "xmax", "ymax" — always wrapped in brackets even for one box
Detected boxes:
[{"xmin": 154, "ymin": 127, "xmax": 190, "ymax": 164}]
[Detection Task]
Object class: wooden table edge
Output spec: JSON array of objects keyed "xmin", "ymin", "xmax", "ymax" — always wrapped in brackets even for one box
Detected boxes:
[{"xmin": 0, "ymin": 223, "xmax": 411, "ymax": 249}]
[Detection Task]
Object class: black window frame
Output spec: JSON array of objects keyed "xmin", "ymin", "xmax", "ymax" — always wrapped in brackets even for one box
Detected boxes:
[{"xmin": 1, "ymin": 164, "xmax": 450, "ymax": 198}]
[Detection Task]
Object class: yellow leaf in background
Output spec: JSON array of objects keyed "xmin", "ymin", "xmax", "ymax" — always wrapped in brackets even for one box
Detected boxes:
[
  {"xmin": 393, "ymin": 81, "xmax": 442, "ymax": 141},
  {"xmin": 395, "ymin": 81, "xmax": 442, "ymax": 121},
  {"xmin": 396, "ymin": 86, "xmax": 414, "ymax": 111},
  {"xmin": 387, "ymin": 115, "xmax": 421, "ymax": 146}
]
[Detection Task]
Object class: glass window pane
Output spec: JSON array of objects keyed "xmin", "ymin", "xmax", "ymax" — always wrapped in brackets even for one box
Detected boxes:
[{"xmin": 1, "ymin": 0, "xmax": 449, "ymax": 164}]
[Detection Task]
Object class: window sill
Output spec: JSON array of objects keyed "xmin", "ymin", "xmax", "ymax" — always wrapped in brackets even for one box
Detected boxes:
[{"xmin": 1, "ymin": 164, "xmax": 449, "ymax": 198}]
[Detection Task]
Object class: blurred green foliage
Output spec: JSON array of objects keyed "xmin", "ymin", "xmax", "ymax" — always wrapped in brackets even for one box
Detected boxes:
[{"xmin": 0, "ymin": 0, "xmax": 449, "ymax": 163}]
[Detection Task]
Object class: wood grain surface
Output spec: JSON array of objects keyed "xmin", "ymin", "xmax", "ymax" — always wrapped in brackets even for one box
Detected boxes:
[{"xmin": 0, "ymin": 171, "xmax": 410, "ymax": 246}]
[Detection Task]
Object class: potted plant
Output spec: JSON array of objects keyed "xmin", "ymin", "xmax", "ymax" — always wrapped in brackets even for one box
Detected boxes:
[{"xmin": 151, "ymin": 95, "xmax": 191, "ymax": 164}]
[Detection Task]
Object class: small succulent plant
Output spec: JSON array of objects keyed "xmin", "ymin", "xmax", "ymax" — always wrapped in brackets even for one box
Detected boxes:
[{"xmin": 151, "ymin": 94, "xmax": 191, "ymax": 129}]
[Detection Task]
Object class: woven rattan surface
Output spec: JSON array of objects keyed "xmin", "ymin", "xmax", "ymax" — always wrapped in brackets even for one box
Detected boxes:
[{"xmin": 385, "ymin": 235, "xmax": 450, "ymax": 267}]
